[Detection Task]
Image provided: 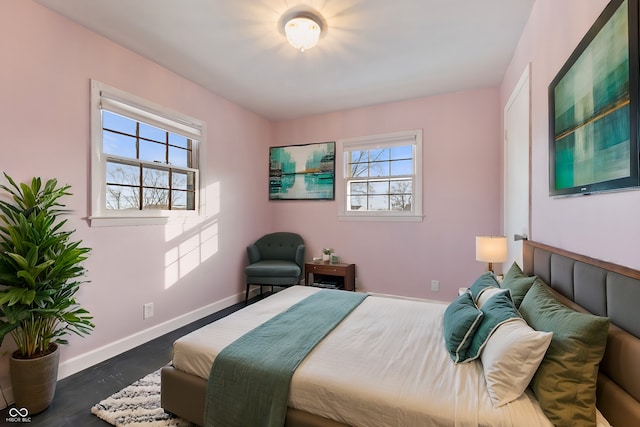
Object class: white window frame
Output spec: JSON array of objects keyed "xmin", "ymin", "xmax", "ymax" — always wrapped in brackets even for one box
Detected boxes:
[
  {"xmin": 338, "ymin": 129, "xmax": 423, "ymax": 222},
  {"xmin": 90, "ymin": 80, "xmax": 206, "ymax": 227}
]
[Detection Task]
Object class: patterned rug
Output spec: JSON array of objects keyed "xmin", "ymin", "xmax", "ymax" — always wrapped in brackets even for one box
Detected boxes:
[{"xmin": 91, "ymin": 369, "xmax": 194, "ymax": 426}]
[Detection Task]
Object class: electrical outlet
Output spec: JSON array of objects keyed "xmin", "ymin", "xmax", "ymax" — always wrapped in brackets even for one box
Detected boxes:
[
  {"xmin": 143, "ymin": 302, "xmax": 154, "ymax": 319},
  {"xmin": 431, "ymin": 280, "xmax": 440, "ymax": 292}
]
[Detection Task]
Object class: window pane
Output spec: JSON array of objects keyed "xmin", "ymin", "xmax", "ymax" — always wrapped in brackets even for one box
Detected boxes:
[
  {"xmin": 142, "ymin": 188, "xmax": 169, "ymax": 209},
  {"xmin": 370, "ymin": 148, "xmax": 390, "ymax": 161},
  {"xmin": 390, "ymin": 180, "xmax": 412, "ymax": 194},
  {"xmin": 139, "ymin": 122, "xmax": 166, "ymax": 143},
  {"xmin": 106, "ymin": 185, "xmax": 139, "ymax": 210},
  {"xmin": 172, "ymin": 190, "xmax": 195, "ymax": 210},
  {"xmin": 169, "ymin": 134, "xmax": 189, "ymax": 149},
  {"xmin": 172, "ymin": 190, "xmax": 186, "ymax": 210},
  {"xmin": 391, "ymin": 195, "xmax": 412, "ymax": 211},
  {"xmin": 186, "ymin": 191, "xmax": 196, "ymax": 210},
  {"xmin": 350, "ymin": 162, "xmax": 369, "ymax": 178},
  {"xmin": 140, "ymin": 140, "xmax": 166, "ymax": 163},
  {"xmin": 351, "ymin": 150, "xmax": 368, "ymax": 163},
  {"xmin": 391, "ymin": 145, "xmax": 413, "ymax": 159},
  {"xmin": 369, "ymin": 161, "xmax": 390, "ymax": 177},
  {"xmin": 348, "ymin": 195, "xmax": 365, "ymax": 210},
  {"xmin": 368, "ymin": 195, "xmax": 389, "ymax": 210},
  {"xmin": 172, "ymin": 170, "xmax": 195, "ymax": 190},
  {"xmin": 142, "ymin": 167, "xmax": 169, "ymax": 188},
  {"xmin": 169, "ymin": 146, "xmax": 189, "ymax": 167},
  {"xmin": 349, "ymin": 182, "xmax": 367, "ymax": 195},
  {"xmin": 368, "ymin": 181, "xmax": 389, "ymax": 194},
  {"xmin": 103, "ymin": 111, "xmax": 136, "ymax": 135},
  {"xmin": 391, "ymin": 159, "xmax": 413, "ymax": 176},
  {"xmin": 103, "ymin": 131, "xmax": 137, "ymax": 158},
  {"xmin": 106, "ymin": 161, "xmax": 139, "ymax": 186}
]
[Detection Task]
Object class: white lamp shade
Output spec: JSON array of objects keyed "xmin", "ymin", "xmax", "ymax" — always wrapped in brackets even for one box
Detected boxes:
[
  {"xmin": 285, "ymin": 16, "xmax": 321, "ymax": 51},
  {"xmin": 476, "ymin": 236, "xmax": 508, "ymax": 263}
]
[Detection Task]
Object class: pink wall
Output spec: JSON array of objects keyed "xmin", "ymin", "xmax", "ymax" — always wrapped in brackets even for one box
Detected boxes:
[
  {"xmin": 3, "ymin": 0, "xmax": 608, "ymax": 393},
  {"xmin": 273, "ymin": 88, "xmax": 503, "ymax": 300},
  {"xmin": 0, "ymin": 0, "xmax": 271, "ymax": 380},
  {"xmin": 500, "ymin": 0, "xmax": 640, "ymax": 269}
]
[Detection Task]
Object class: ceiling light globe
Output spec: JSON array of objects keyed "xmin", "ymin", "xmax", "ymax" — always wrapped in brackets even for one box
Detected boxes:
[{"xmin": 285, "ymin": 16, "xmax": 321, "ymax": 52}]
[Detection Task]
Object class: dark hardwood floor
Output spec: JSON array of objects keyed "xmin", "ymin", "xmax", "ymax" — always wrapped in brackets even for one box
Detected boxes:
[{"xmin": 1, "ymin": 295, "xmax": 263, "ymax": 427}]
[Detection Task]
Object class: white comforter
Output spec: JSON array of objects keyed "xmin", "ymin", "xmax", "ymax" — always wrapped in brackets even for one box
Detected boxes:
[{"xmin": 172, "ymin": 286, "xmax": 553, "ymax": 427}]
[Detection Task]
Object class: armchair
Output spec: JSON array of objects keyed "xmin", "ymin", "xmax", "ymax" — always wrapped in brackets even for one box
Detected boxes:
[{"xmin": 244, "ymin": 232, "xmax": 305, "ymax": 304}]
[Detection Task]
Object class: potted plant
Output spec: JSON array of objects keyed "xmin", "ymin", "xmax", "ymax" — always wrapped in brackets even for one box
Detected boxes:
[
  {"xmin": 322, "ymin": 248, "xmax": 333, "ymax": 262},
  {"xmin": 0, "ymin": 173, "xmax": 94, "ymax": 414}
]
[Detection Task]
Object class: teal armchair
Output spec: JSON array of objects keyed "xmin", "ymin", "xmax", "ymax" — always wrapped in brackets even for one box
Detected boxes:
[{"xmin": 244, "ymin": 232, "xmax": 305, "ymax": 304}]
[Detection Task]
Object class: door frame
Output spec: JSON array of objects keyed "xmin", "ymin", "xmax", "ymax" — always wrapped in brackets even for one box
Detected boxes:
[{"xmin": 503, "ymin": 63, "xmax": 531, "ymax": 268}]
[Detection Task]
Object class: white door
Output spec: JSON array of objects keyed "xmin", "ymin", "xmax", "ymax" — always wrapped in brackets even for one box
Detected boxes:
[{"xmin": 504, "ymin": 65, "xmax": 530, "ymax": 269}]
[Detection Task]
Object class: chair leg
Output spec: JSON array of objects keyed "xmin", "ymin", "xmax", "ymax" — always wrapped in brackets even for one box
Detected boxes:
[{"xmin": 245, "ymin": 284, "xmax": 275, "ymax": 305}]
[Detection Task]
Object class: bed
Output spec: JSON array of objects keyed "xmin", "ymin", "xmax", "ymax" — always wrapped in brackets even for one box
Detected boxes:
[{"xmin": 160, "ymin": 240, "xmax": 640, "ymax": 426}]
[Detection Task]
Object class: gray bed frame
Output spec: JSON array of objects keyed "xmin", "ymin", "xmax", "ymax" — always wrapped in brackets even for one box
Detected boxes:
[{"xmin": 161, "ymin": 240, "xmax": 640, "ymax": 426}]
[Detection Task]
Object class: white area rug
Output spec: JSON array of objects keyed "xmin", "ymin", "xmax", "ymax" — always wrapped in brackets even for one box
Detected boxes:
[{"xmin": 91, "ymin": 369, "xmax": 194, "ymax": 426}]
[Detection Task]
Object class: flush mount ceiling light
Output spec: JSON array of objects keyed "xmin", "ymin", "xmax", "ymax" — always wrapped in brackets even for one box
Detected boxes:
[{"xmin": 284, "ymin": 12, "xmax": 323, "ymax": 52}]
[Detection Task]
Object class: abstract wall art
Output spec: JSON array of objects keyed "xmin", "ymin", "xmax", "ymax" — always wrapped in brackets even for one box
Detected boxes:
[
  {"xmin": 269, "ymin": 141, "xmax": 335, "ymax": 200},
  {"xmin": 549, "ymin": 0, "xmax": 640, "ymax": 196}
]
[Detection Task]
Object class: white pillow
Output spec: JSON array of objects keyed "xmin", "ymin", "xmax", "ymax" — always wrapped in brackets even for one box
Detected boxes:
[
  {"xmin": 480, "ymin": 318, "xmax": 552, "ymax": 407},
  {"xmin": 476, "ymin": 287, "xmax": 507, "ymax": 309}
]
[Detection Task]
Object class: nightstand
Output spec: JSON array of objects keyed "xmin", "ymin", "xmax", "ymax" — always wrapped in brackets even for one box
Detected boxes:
[{"xmin": 305, "ymin": 262, "xmax": 356, "ymax": 291}]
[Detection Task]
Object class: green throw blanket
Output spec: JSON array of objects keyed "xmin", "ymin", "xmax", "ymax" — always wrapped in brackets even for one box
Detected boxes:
[{"xmin": 204, "ymin": 289, "xmax": 368, "ymax": 427}]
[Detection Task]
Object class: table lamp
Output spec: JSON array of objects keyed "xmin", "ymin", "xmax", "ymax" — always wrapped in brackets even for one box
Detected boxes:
[{"xmin": 475, "ymin": 236, "xmax": 507, "ymax": 273}]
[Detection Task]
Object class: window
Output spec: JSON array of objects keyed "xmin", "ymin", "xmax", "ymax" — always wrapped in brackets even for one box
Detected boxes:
[
  {"xmin": 90, "ymin": 80, "xmax": 204, "ymax": 226},
  {"xmin": 339, "ymin": 130, "xmax": 422, "ymax": 221}
]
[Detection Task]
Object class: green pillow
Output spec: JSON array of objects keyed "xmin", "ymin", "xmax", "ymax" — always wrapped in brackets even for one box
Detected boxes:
[
  {"xmin": 443, "ymin": 292, "xmax": 483, "ymax": 363},
  {"xmin": 466, "ymin": 290, "xmax": 520, "ymax": 360},
  {"xmin": 501, "ymin": 262, "xmax": 536, "ymax": 308},
  {"xmin": 519, "ymin": 282, "xmax": 610, "ymax": 427},
  {"xmin": 468, "ymin": 272, "xmax": 500, "ymax": 302}
]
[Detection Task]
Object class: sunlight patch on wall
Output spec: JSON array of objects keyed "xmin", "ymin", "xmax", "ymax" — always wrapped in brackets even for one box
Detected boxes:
[
  {"xmin": 164, "ymin": 219, "xmax": 220, "ymax": 289},
  {"xmin": 164, "ymin": 235, "xmax": 199, "ymax": 288},
  {"xmin": 163, "ymin": 181, "xmax": 221, "ymax": 289},
  {"xmin": 165, "ymin": 246, "xmax": 180, "ymax": 288},
  {"xmin": 200, "ymin": 221, "xmax": 219, "ymax": 260},
  {"xmin": 165, "ymin": 220, "xmax": 198, "ymax": 243}
]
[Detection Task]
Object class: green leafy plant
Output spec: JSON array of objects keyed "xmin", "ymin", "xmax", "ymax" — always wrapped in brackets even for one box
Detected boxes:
[{"xmin": 0, "ymin": 173, "xmax": 94, "ymax": 359}]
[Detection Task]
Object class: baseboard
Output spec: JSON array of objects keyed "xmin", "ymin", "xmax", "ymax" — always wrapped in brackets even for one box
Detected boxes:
[{"xmin": 56, "ymin": 288, "xmax": 257, "ymax": 381}]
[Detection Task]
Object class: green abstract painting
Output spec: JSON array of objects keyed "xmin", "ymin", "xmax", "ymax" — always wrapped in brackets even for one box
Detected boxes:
[
  {"xmin": 551, "ymin": 0, "xmax": 634, "ymax": 195},
  {"xmin": 269, "ymin": 141, "xmax": 335, "ymax": 200}
]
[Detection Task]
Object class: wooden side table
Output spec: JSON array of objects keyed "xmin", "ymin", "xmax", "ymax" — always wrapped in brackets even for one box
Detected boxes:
[{"xmin": 305, "ymin": 262, "xmax": 356, "ymax": 291}]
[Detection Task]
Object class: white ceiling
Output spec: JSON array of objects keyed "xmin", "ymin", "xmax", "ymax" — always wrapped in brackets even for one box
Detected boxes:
[{"xmin": 36, "ymin": 0, "xmax": 535, "ymax": 121}]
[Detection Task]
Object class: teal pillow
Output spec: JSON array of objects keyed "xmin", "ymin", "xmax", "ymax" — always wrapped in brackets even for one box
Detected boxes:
[
  {"xmin": 519, "ymin": 282, "xmax": 610, "ymax": 427},
  {"xmin": 443, "ymin": 292, "xmax": 483, "ymax": 363},
  {"xmin": 466, "ymin": 290, "xmax": 521, "ymax": 360},
  {"xmin": 469, "ymin": 272, "xmax": 500, "ymax": 302},
  {"xmin": 501, "ymin": 262, "xmax": 536, "ymax": 308}
]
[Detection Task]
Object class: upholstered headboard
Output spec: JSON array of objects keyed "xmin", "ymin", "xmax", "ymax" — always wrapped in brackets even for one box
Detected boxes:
[{"xmin": 522, "ymin": 240, "xmax": 640, "ymax": 426}]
